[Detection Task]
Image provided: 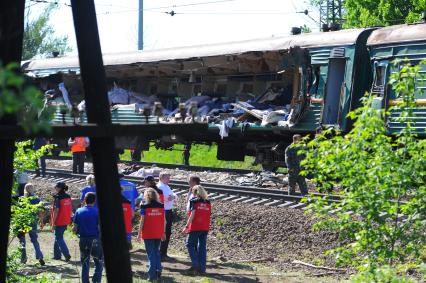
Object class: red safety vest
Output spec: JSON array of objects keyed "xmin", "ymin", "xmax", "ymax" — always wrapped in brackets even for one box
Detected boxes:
[
  {"xmin": 122, "ymin": 198, "xmax": 133, "ymax": 234},
  {"xmin": 51, "ymin": 193, "xmax": 72, "ymax": 226},
  {"xmin": 139, "ymin": 201, "xmax": 164, "ymax": 240},
  {"xmin": 71, "ymin": 137, "xmax": 87, "ymax": 153},
  {"xmin": 187, "ymin": 198, "xmax": 211, "ymax": 233}
]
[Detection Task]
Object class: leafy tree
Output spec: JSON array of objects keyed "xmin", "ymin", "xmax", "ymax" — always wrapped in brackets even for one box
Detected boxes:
[
  {"xmin": 301, "ymin": 60, "xmax": 426, "ymax": 276},
  {"xmin": 344, "ymin": 0, "xmax": 426, "ymax": 27},
  {"xmin": 308, "ymin": 0, "xmax": 426, "ymax": 28},
  {"xmin": 0, "ymin": 64, "xmax": 54, "ymax": 282},
  {"xmin": 22, "ymin": 3, "xmax": 72, "ymax": 60},
  {"xmin": 0, "ymin": 63, "xmax": 54, "ymax": 133}
]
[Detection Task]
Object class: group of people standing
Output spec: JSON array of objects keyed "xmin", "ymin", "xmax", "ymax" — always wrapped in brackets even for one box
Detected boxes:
[{"xmin": 17, "ymin": 172, "xmax": 211, "ymax": 283}]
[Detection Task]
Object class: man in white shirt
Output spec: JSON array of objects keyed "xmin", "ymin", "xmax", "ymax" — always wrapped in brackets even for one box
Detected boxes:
[{"xmin": 158, "ymin": 172, "xmax": 177, "ymax": 261}]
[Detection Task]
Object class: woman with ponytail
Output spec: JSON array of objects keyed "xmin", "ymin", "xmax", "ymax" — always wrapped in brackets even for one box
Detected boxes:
[{"xmin": 50, "ymin": 182, "xmax": 72, "ymax": 261}]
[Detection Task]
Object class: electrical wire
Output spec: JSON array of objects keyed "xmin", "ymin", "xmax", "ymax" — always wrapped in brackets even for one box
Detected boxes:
[
  {"xmin": 164, "ymin": 10, "xmax": 313, "ymax": 16},
  {"xmin": 144, "ymin": 0, "xmax": 238, "ymax": 11}
]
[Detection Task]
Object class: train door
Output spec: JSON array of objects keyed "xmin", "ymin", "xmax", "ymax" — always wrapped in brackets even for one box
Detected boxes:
[{"xmin": 322, "ymin": 48, "xmax": 346, "ymax": 125}]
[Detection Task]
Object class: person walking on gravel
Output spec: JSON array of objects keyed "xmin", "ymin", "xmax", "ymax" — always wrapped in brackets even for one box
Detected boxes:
[
  {"xmin": 73, "ymin": 193, "xmax": 103, "ymax": 283},
  {"xmin": 183, "ymin": 185, "xmax": 211, "ymax": 275},
  {"xmin": 68, "ymin": 136, "xmax": 89, "ymax": 174},
  {"xmin": 17, "ymin": 184, "xmax": 45, "ymax": 266},
  {"xmin": 138, "ymin": 188, "xmax": 166, "ymax": 282},
  {"xmin": 50, "ymin": 182, "xmax": 72, "ymax": 261},
  {"xmin": 285, "ymin": 134, "xmax": 308, "ymax": 196},
  {"xmin": 158, "ymin": 172, "xmax": 177, "ymax": 261}
]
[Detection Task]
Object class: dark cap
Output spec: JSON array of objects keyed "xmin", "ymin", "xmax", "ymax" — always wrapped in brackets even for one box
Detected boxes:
[
  {"xmin": 55, "ymin": 182, "xmax": 67, "ymax": 190},
  {"xmin": 144, "ymin": 175, "xmax": 155, "ymax": 182}
]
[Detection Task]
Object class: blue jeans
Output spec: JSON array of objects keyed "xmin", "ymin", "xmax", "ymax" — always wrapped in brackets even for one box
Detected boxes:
[
  {"xmin": 144, "ymin": 239, "xmax": 162, "ymax": 280},
  {"xmin": 186, "ymin": 231, "xmax": 208, "ymax": 272},
  {"xmin": 18, "ymin": 223, "xmax": 43, "ymax": 263},
  {"xmin": 80, "ymin": 237, "xmax": 103, "ymax": 283},
  {"xmin": 54, "ymin": 226, "xmax": 70, "ymax": 259}
]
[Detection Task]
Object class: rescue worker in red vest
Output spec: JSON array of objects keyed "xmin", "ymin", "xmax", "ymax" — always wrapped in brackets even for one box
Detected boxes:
[
  {"xmin": 121, "ymin": 186, "xmax": 133, "ymax": 250},
  {"xmin": 138, "ymin": 188, "xmax": 165, "ymax": 282},
  {"xmin": 186, "ymin": 175, "xmax": 201, "ymax": 213},
  {"xmin": 50, "ymin": 182, "xmax": 72, "ymax": 261},
  {"xmin": 68, "ymin": 136, "xmax": 89, "ymax": 174},
  {"xmin": 183, "ymin": 185, "xmax": 211, "ymax": 275},
  {"xmin": 144, "ymin": 175, "xmax": 164, "ymax": 204}
]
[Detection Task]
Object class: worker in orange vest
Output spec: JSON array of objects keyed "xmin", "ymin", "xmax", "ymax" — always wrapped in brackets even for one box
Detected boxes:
[{"xmin": 68, "ymin": 137, "xmax": 89, "ymax": 173}]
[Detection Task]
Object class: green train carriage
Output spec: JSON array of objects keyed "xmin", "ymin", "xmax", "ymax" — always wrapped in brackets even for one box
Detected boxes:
[{"xmin": 367, "ymin": 23, "xmax": 426, "ymax": 137}]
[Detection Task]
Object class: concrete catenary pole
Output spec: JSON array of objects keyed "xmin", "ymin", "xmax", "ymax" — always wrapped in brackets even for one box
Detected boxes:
[{"xmin": 138, "ymin": 0, "xmax": 143, "ymax": 50}]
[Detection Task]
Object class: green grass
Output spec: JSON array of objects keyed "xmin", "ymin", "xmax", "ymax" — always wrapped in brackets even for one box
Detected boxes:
[
  {"xmin": 60, "ymin": 143, "xmax": 261, "ymax": 170},
  {"xmin": 119, "ymin": 143, "xmax": 261, "ymax": 170}
]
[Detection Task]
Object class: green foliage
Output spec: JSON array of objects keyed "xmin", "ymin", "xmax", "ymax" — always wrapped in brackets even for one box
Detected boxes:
[
  {"xmin": 23, "ymin": 3, "xmax": 72, "ymax": 60},
  {"xmin": 344, "ymin": 0, "xmax": 426, "ymax": 27},
  {"xmin": 0, "ymin": 63, "xmax": 54, "ymax": 133},
  {"xmin": 308, "ymin": 0, "xmax": 426, "ymax": 28},
  {"xmin": 349, "ymin": 266, "xmax": 417, "ymax": 283},
  {"xmin": 302, "ymin": 60, "xmax": 426, "ymax": 273}
]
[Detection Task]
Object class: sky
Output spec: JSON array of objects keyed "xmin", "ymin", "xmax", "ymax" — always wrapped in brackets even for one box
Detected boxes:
[{"xmin": 26, "ymin": 0, "xmax": 320, "ymax": 55}]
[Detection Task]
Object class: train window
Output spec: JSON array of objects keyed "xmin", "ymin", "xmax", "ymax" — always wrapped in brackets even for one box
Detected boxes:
[
  {"xmin": 372, "ymin": 62, "xmax": 387, "ymax": 97},
  {"xmin": 307, "ymin": 66, "xmax": 320, "ymax": 96},
  {"xmin": 375, "ymin": 66, "xmax": 386, "ymax": 87}
]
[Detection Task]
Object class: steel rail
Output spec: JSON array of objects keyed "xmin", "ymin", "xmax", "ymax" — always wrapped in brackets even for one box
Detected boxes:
[{"xmin": 32, "ymin": 168, "xmax": 342, "ymax": 206}]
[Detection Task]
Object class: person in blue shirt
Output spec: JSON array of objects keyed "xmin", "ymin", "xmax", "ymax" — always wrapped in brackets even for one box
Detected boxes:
[
  {"xmin": 119, "ymin": 173, "xmax": 139, "ymax": 246},
  {"xmin": 17, "ymin": 183, "xmax": 45, "ymax": 266},
  {"xmin": 73, "ymin": 193, "xmax": 103, "ymax": 283},
  {"xmin": 80, "ymin": 174, "xmax": 96, "ymax": 207}
]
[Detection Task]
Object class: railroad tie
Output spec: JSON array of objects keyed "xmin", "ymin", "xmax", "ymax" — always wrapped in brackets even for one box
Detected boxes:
[
  {"xmin": 210, "ymin": 194, "xmax": 226, "ymax": 201},
  {"xmin": 264, "ymin": 200, "xmax": 282, "ymax": 207},
  {"xmin": 277, "ymin": 201, "xmax": 295, "ymax": 208},
  {"xmin": 232, "ymin": 196, "xmax": 251, "ymax": 203},
  {"xmin": 252, "ymin": 199, "xmax": 270, "ymax": 205},
  {"xmin": 289, "ymin": 203, "xmax": 307, "ymax": 209},
  {"xmin": 241, "ymin": 197, "xmax": 259, "ymax": 204},
  {"xmin": 221, "ymin": 195, "xmax": 239, "ymax": 201}
]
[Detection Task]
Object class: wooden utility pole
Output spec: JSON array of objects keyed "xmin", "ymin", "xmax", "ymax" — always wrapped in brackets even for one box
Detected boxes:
[
  {"xmin": 0, "ymin": 1, "xmax": 25, "ymax": 281},
  {"xmin": 70, "ymin": 0, "xmax": 132, "ymax": 281}
]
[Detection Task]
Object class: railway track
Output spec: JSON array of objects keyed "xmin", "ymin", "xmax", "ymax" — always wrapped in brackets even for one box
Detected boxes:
[
  {"xmin": 29, "ymin": 168, "xmax": 341, "ymax": 209},
  {"xmin": 45, "ymin": 155, "xmax": 259, "ymax": 175}
]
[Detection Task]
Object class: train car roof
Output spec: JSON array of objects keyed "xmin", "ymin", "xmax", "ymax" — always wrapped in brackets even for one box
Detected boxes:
[
  {"xmin": 23, "ymin": 28, "xmax": 367, "ymax": 78},
  {"xmin": 367, "ymin": 23, "xmax": 426, "ymax": 46}
]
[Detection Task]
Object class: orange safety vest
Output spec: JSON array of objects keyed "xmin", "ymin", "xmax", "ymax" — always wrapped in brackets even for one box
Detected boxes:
[{"xmin": 71, "ymin": 137, "xmax": 87, "ymax": 153}]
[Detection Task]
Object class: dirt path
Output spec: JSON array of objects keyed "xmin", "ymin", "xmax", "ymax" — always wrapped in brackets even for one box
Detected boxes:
[{"xmin": 15, "ymin": 231, "xmax": 341, "ymax": 282}]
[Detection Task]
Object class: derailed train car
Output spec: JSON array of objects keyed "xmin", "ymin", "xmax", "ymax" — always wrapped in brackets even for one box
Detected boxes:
[
  {"xmin": 21, "ymin": 23, "xmax": 426, "ymax": 170},
  {"xmin": 367, "ymin": 24, "xmax": 426, "ymax": 135}
]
